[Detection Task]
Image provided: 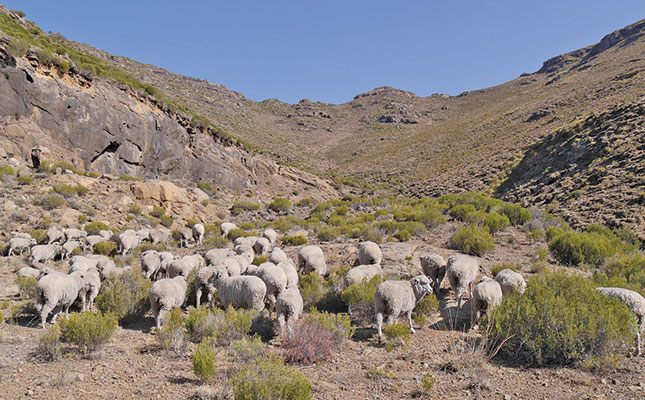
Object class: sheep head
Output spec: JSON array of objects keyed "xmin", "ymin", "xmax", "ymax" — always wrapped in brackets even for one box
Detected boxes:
[{"xmin": 410, "ymin": 275, "xmax": 433, "ymax": 301}]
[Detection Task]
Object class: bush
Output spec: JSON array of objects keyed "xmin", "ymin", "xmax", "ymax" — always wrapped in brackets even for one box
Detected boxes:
[
  {"xmin": 412, "ymin": 294, "xmax": 439, "ymax": 325},
  {"xmin": 394, "ymin": 229, "xmax": 412, "ymax": 241},
  {"xmin": 159, "ymin": 215, "xmax": 174, "ymax": 228},
  {"xmin": 295, "ymin": 198, "xmax": 317, "ymax": 208},
  {"xmin": 0, "ymin": 164, "xmax": 15, "ymax": 179},
  {"xmin": 51, "ymin": 183, "xmax": 78, "ymax": 197},
  {"xmin": 304, "ymin": 309, "xmax": 355, "ymax": 342},
  {"xmin": 95, "ymin": 269, "xmax": 151, "ymax": 322},
  {"xmin": 37, "ymin": 326, "xmax": 62, "ymax": 361},
  {"xmin": 58, "ymin": 312, "xmax": 118, "ymax": 354},
  {"xmin": 499, "ymin": 203, "xmax": 531, "ymax": 225},
  {"xmin": 485, "ymin": 271, "xmax": 636, "ymax": 366},
  {"xmin": 231, "ymin": 201, "xmax": 260, "ymax": 215},
  {"xmin": 227, "ymin": 228, "xmax": 248, "ymax": 241},
  {"xmin": 185, "ymin": 306, "xmax": 212, "ymax": 343},
  {"xmin": 229, "ymin": 355, "xmax": 312, "ymax": 400},
  {"xmin": 77, "ymin": 214, "xmax": 88, "ymax": 224},
  {"xmin": 341, "ymin": 275, "xmax": 382, "ymax": 323},
  {"xmin": 483, "ymin": 212, "xmax": 510, "ymax": 233},
  {"xmin": 595, "ymin": 253, "xmax": 645, "ymax": 291},
  {"xmin": 282, "ymin": 235, "xmax": 307, "ymax": 246},
  {"xmin": 252, "ymin": 256, "xmax": 268, "ymax": 265},
  {"xmin": 491, "ymin": 263, "xmax": 520, "ymax": 277},
  {"xmin": 92, "ymin": 241, "xmax": 116, "ymax": 256},
  {"xmin": 232, "ymin": 336, "xmax": 266, "ymax": 362},
  {"xmin": 548, "ymin": 231, "xmax": 616, "ymax": 266},
  {"xmin": 268, "ymin": 197, "xmax": 292, "ymax": 213},
  {"xmin": 362, "ymin": 228, "xmax": 383, "ymax": 244},
  {"xmin": 157, "ymin": 307, "xmax": 187, "ymax": 355},
  {"xmin": 316, "ymin": 226, "xmax": 339, "ymax": 242},
  {"xmin": 29, "ymin": 229, "xmax": 48, "ymax": 244},
  {"xmin": 298, "ymin": 272, "xmax": 326, "ymax": 310},
  {"xmin": 238, "ymin": 221, "xmax": 256, "ymax": 230},
  {"xmin": 84, "ymin": 221, "xmax": 109, "ymax": 235},
  {"xmin": 151, "ymin": 206, "xmax": 165, "ymax": 218},
  {"xmin": 41, "ymin": 194, "xmax": 66, "ymax": 210},
  {"xmin": 449, "ymin": 204, "xmax": 476, "ymax": 221},
  {"xmin": 193, "ymin": 339, "xmax": 217, "ymax": 382},
  {"xmin": 129, "ymin": 205, "xmax": 142, "ymax": 215},
  {"xmin": 16, "ymin": 276, "xmax": 37, "ymax": 299},
  {"xmin": 383, "ymin": 322, "xmax": 411, "ymax": 350},
  {"xmin": 449, "ymin": 224, "xmax": 495, "ymax": 256},
  {"xmin": 199, "ymin": 306, "xmax": 258, "ymax": 347},
  {"xmin": 197, "ymin": 181, "xmax": 217, "ymax": 197},
  {"xmin": 17, "ymin": 174, "xmax": 33, "ymax": 185},
  {"xmin": 282, "ymin": 320, "xmax": 336, "ymax": 365},
  {"xmin": 204, "ymin": 235, "xmax": 228, "ymax": 248}
]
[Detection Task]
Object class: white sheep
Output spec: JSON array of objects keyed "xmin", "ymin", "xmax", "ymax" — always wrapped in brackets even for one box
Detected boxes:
[
  {"xmin": 63, "ymin": 228, "xmax": 87, "ymax": 242},
  {"xmin": 446, "ymin": 254, "xmax": 479, "ymax": 312},
  {"xmin": 269, "ymin": 247, "xmax": 289, "ymax": 265},
  {"xmin": 78, "ymin": 267, "xmax": 101, "ymax": 311},
  {"xmin": 233, "ymin": 254, "xmax": 251, "ymax": 275},
  {"xmin": 158, "ymin": 251, "xmax": 174, "ymax": 278},
  {"xmin": 136, "ymin": 228, "xmax": 152, "ymax": 242},
  {"xmin": 30, "ymin": 244, "xmax": 60, "ymax": 264},
  {"xmin": 192, "ymin": 223, "xmax": 205, "ymax": 245},
  {"xmin": 205, "ymin": 248, "xmax": 233, "ymax": 266},
  {"xmin": 494, "ymin": 269, "xmax": 526, "ymax": 295},
  {"xmin": 176, "ymin": 227, "xmax": 193, "ymax": 248},
  {"xmin": 61, "ymin": 240, "xmax": 82, "ymax": 260},
  {"xmin": 596, "ymin": 287, "xmax": 645, "ymax": 356},
  {"xmin": 374, "ymin": 275, "xmax": 434, "ymax": 342},
  {"xmin": 277, "ymin": 260, "xmax": 299, "ymax": 289},
  {"xmin": 46, "ymin": 228, "xmax": 65, "ymax": 244},
  {"xmin": 235, "ymin": 244, "xmax": 255, "ymax": 264},
  {"xmin": 84, "ymin": 235, "xmax": 107, "ymax": 250},
  {"xmin": 263, "ymin": 228, "xmax": 278, "ymax": 246},
  {"xmin": 8, "ymin": 237, "xmax": 36, "ymax": 256},
  {"xmin": 358, "ymin": 241, "xmax": 382, "ymax": 265},
  {"xmin": 221, "ymin": 257, "xmax": 242, "ymax": 277},
  {"xmin": 149, "ymin": 276, "xmax": 187, "ymax": 328},
  {"xmin": 221, "ymin": 222, "xmax": 237, "ymax": 237},
  {"xmin": 209, "ymin": 269, "xmax": 267, "ymax": 311},
  {"xmin": 35, "ymin": 270, "xmax": 86, "ymax": 328},
  {"xmin": 194, "ymin": 265, "xmax": 221, "ymax": 307},
  {"xmin": 167, "ymin": 255, "xmax": 204, "ymax": 278},
  {"xmin": 276, "ymin": 288, "xmax": 304, "ymax": 338},
  {"xmin": 472, "ymin": 276, "xmax": 503, "ymax": 321},
  {"xmin": 344, "ymin": 264, "xmax": 382, "ymax": 287},
  {"xmin": 117, "ymin": 231, "xmax": 141, "ymax": 256},
  {"xmin": 148, "ymin": 228, "xmax": 171, "ymax": 245},
  {"xmin": 99, "ymin": 230, "xmax": 113, "ymax": 241},
  {"xmin": 297, "ymin": 245, "xmax": 327, "ymax": 276},
  {"xmin": 16, "ymin": 266, "xmax": 41, "ymax": 278},
  {"xmin": 11, "ymin": 232, "xmax": 32, "ymax": 239},
  {"xmin": 420, "ymin": 253, "xmax": 447, "ymax": 294},
  {"xmin": 253, "ymin": 237, "xmax": 272, "ymax": 257},
  {"xmin": 141, "ymin": 250, "xmax": 162, "ymax": 280},
  {"xmin": 100, "ymin": 264, "xmax": 132, "ymax": 279},
  {"xmin": 250, "ymin": 262, "xmax": 287, "ymax": 311}
]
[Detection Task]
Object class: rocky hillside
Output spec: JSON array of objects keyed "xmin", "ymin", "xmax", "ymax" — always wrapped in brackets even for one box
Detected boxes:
[{"xmin": 497, "ymin": 98, "xmax": 645, "ymax": 237}]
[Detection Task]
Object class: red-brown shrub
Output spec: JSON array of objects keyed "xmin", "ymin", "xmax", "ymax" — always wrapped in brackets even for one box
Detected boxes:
[{"xmin": 282, "ymin": 321, "xmax": 336, "ymax": 366}]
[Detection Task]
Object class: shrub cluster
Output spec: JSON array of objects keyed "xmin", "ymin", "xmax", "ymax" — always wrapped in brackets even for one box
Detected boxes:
[
  {"xmin": 282, "ymin": 320, "xmax": 336, "ymax": 365},
  {"xmin": 547, "ymin": 224, "xmax": 631, "ymax": 266},
  {"xmin": 156, "ymin": 307, "xmax": 188, "ymax": 355},
  {"xmin": 231, "ymin": 201, "xmax": 260, "ymax": 215},
  {"xmin": 282, "ymin": 234, "xmax": 307, "ymax": 246},
  {"xmin": 58, "ymin": 312, "xmax": 118, "ymax": 354},
  {"xmin": 341, "ymin": 275, "xmax": 382, "ymax": 323},
  {"xmin": 84, "ymin": 221, "xmax": 109, "ymax": 235},
  {"xmin": 229, "ymin": 355, "xmax": 312, "ymax": 400},
  {"xmin": 449, "ymin": 224, "xmax": 495, "ymax": 256},
  {"xmin": 95, "ymin": 269, "xmax": 151, "ymax": 323},
  {"xmin": 267, "ymin": 197, "xmax": 292, "ymax": 213}
]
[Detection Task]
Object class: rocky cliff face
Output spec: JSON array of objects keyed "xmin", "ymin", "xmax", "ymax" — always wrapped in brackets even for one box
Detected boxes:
[{"xmin": 0, "ymin": 43, "xmax": 336, "ymax": 198}]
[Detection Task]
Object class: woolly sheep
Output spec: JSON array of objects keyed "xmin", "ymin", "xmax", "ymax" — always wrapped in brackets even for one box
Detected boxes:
[
  {"xmin": 78, "ymin": 267, "xmax": 101, "ymax": 311},
  {"xmin": 344, "ymin": 264, "xmax": 382, "ymax": 287},
  {"xmin": 277, "ymin": 260, "xmax": 299, "ymax": 289},
  {"xmin": 446, "ymin": 254, "xmax": 479, "ymax": 312},
  {"xmin": 11, "ymin": 232, "xmax": 32, "ymax": 239},
  {"xmin": 85, "ymin": 235, "xmax": 107, "ymax": 250},
  {"xmin": 221, "ymin": 258, "xmax": 242, "ymax": 277},
  {"xmin": 250, "ymin": 263, "xmax": 287, "ymax": 311},
  {"xmin": 167, "ymin": 255, "xmax": 204, "ymax": 278},
  {"xmin": 233, "ymin": 236, "xmax": 252, "ymax": 248},
  {"xmin": 46, "ymin": 228, "xmax": 65, "ymax": 244},
  {"xmin": 30, "ymin": 244, "xmax": 60, "ymax": 264},
  {"xmin": 221, "ymin": 222, "xmax": 237, "ymax": 237},
  {"xmin": 233, "ymin": 254, "xmax": 251, "ymax": 275},
  {"xmin": 297, "ymin": 245, "xmax": 327, "ymax": 276},
  {"xmin": 420, "ymin": 253, "xmax": 447, "ymax": 293},
  {"xmin": 117, "ymin": 231, "xmax": 141, "ymax": 256},
  {"xmin": 276, "ymin": 288, "xmax": 304, "ymax": 338},
  {"xmin": 63, "ymin": 228, "xmax": 86, "ymax": 242},
  {"xmin": 8, "ymin": 237, "xmax": 36, "ymax": 256},
  {"xmin": 149, "ymin": 276, "xmax": 188, "ymax": 329},
  {"xmin": 209, "ymin": 269, "xmax": 266, "ymax": 311},
  {"xmin": 194, "ymin": 265, "xmax": 220, "ymax": 307},
  {"xmin": 494, "ymin": 269, "xmax": 526, "ymax": 295},
  {"xmin": 158, "ymin": 251, "xmax": 174, "ymax": 278},
  {"xmin": 61, "ymin": 240, "xmax": 81, "ymax": 260},
  {"xmin": 235, "ymin": 244, "xmax": 255, "ymax": 264},
  {"xmin": 100, "ymin": 264, "xmax": 132, "ymax": 279},
  {"xmin": 596, "ymin": 287, "xmax": 645, "ymax": 356},
  {"xmin": 262, "ymin": 228, "xmax": 278, "ymax": 246},
  {"xmin": 141, "ymin": 250, "xmax": 162, "ymax": 280},
  {"xmin": 253, "ymin": 237, "xmax": 271, "ymax": 257},
  {"xmin": 175, "ymin": 227, "xmax": 193, "ymax": 248},
  {"xmin": 358, "ymin": 241, "xmax": 382, "ymax": 265},
  {"xmin": 192, "ymin": 223, "xmax": 205, "ymax": 245},
  {"xmin": 205, "ymin": 248, "xmax": 233, "ymax": 266},
  {"xmin": 472, "ymin": 276, "xmax": 503, "ymax": 321},
  {"xmin": 374, "ymin": 275, "xmax": 433, "ymax": 342},
  {"xmin": 99, "ymin": 230, "xmax": 113, "ymax": 241},
  {"xmin": 268, "ymin": 248, "xmax": 289, "ymax": 265},
  {"xmin": 35, "ymin": 270, "xmax": 86, "ymax": 328},
  {"xmin": 149, "ymin": 228, "xmax": 171, "ymax": 245},
  {"xmin": 136, "ymin": 228, "xmax": 152, "ymax": 242},
  {"xmin": 16, "ymin": 266, "xmax": 41, "ymax": 278}
]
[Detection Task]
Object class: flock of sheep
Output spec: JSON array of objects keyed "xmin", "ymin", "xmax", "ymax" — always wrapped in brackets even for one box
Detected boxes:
[{"xmin": 5, "ymin": 221, "xmax": 645, "ymax": 355}]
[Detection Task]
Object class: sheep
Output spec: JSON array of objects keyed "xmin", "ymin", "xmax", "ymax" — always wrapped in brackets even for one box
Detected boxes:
[
  {"xmin": 78, "ymin": 267, "xmax": 101, "ymax": 311},
  {"xmin": 177, "ymin": 227, "xmax": 194, "ymax": 248},
  {"xmin": 183, "ymin": 254, "xmax": 205, "ymax": 270},
  {"xmin": 99, "ymin": 230, "xmax": 113, "ymax": 241},
  {"xmin": 205, "ymin": 248, "xmax": 233, "ymax": 266},
  {"xmin": 63, "ymin": 228, "xmax": 87, "ymax": 242},
  {"xmin": 16, "ymin": 266, "xmax": 41, "ymax": 278},
  {"xmin": 149, "ymin": 228, "xmax": 171, "ymax": 245},
  {"xmin": 100, "ymin": 264, "xmax": 132, "ymax": 279},
  {"xmin": 11, "ymin": 232, "xmax": 32, "ymax": 239},
  {"xmin": 117, "ymin": 231, "xmax": 141, "ymax": 257},
  {"xmin": 358, "ymin": 241, "xmax": 382, "ymax": 265},
  {"xmin": 38, "ymin": 267, "xmax": 54, "ymax": 280},
  {"xmin": 136, "ymin": 228, "xmax": 152, "ymax": 242},
  {"xmin": 35, "ymin": 270, "xmax": 86, "ymax": 328},
  {"xmin": 221, "ymin": 258, "xmax": 242, "ymax": 277},
  {"xmin": 148, "ymin": 276, "xmax": 187, "ymax": 329},
  {"xmin": 263, "ymin": 228, "xmax": 278, "ymax": 246},
  {"xmin": 141, "ymin": 250, "xmax": 162, "ymax": 280},
  {"xmin": 344, "ymin": 264, "xmax": 382, "ymax": 287},
  {"xmin": 46, "ymin": 228, "xmax": 65, "ymax": 244},
  {"xmin": 472, "ymin": 276, "xmax": 503, "ymax": 321},
  {"xmin": 233, "ymin": 254, "xmax": 251, "ymax": 275},
  {"xmin": 158, "ymin": 251, "xmax": 174, "ymax": 278},
  {"xmin": 297, "ymin": 245, "xmax": 327, "ymax": 276},
  {"xmin": 167, "ymin": 255, "xmax": 204, "ymax": 278},
  {"xmin": 494, "ymin": 269, "xmax": 526, "ymax": 295},
  {"xmin": 235, "ymin": 244, "xmax": 255, "ymax": 265},
  {"xmin": 269, "ymin": 247, "xmax": 289, "ymax": 265},
  {"xmin": 420, "ymin": 253, "xmax": 447, "ymax": 294},
  {"xmin": 253, "ymin": 237, "xmax": 271, "ymax": 257},
  {"xmin": 277, "ymin": 260, "xmax": 299, "ymax": 289},
  {"xmin": 221, "ymin": 222, "xmax": 237, "ymax": 237},
  {"xmin": 8, "ymin": 237, "xmax": 36, "ymax": 256},
  {"xmin": 194, "ymin": 265, "xmax": 221, "ymax": 307},
  {"xmin": 374, "ymin": 275, "xmax": 434, "ymax": 342},
  {"xmin": 30, "ymin": 244, "xmax": 60, "ymax": 264},
  {"xmin": 84, "ymin": 235, "xmax": 107, "ymax": 250},
  {"xmin": 192, "ymin": 223, "xmax": 205, "ymax": 245},
  {"xmin": 276, "ymin": 288, "xmax": 304, "ymax": 338},
  {"xmin": 209, "ymin": 269, "xmax": 266, "ymax": 311},
  {"xmin": 596, "ymin": 287, "xmax": 645, "ymax": 356},
  {"xmin": 446, "ymin": 254, "xmax": 479, "ymax": 312},
  {"xmin": 234, "ymin": 236, "xmax": 253, "ymax": 248},
  {"xmin": 61, "ymin": 240, "xmax": 82, "ymax": 260},
  {"xmin": 249, "ymin": 263, "xmax": 287, "ymax": 311}
]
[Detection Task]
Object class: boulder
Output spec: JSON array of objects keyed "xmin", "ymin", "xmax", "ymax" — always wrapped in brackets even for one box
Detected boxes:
[{"xmin": 133, "ymin": 180, "xmax": 189, "ymax": 204}]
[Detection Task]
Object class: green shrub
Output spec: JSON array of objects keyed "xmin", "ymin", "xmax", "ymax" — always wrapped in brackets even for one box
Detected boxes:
[
  {"xmin": 499, "ymin": 203, "xmax": 531, "ymax": 225},
  {"xmin": 295, "ymin": 198, "xmax": 317, "ymax": 208},
  {"xmin": 231, "ymin": 201, "xmax": 260, "ymax": 215},
  {"xmin": 268, "ymin": 197, "xmax": 292, "ymax": 213},
  {"xmin": 41, "ymin": 194, "xmax": 66, "ymax": 210},
  {"xmin": 384, "ymin": 322, "xmax": 411, "ymax": 343},
  {"xmin": 37, "ymin": 326, "xmax": 62, "ymax": 361},
  {"xmin": 16, "ymin": 276, "xmax": 37, "ymax": 299},
  {"xmin": 93, "ymin": 241, "xmax": 117, "ymax": 256},
  {"xmin": 0, "ymin": 164, "xmax": 15, "ymax": 179},
  {"xmin": 159, "ymin": 215, "xmax": 174, "ymax": 228},
  {"xmin": 298, "ymin": 272, "xmax": 326, "ymax": 310},
  {"xmin": 204, "ymin": 235, "xmax": 229, "ymax": 248},
  {"xmin": 317, "ymin": 226, "xmax": 339, "ymax": 242},
  {"xmin": 129, "ymin": 205, "xmax": 142, "ymax": 215},
  {"xmin": 192, "ymin": 338, "xmax": 217, "ymax": 382},
  {"xmin": 95, "ymin": 269, "xmax": 151, "ymax": 322},
  {"xmin": 491, "ymin": 263, "xmax": 519, "ymax": 277},
  {"xmin": 229, "ymin": 355, "xmax": 312, "ymax": 400},
  {"xmin": 421, "ymin": 374, "xmax": 435, "ymax": 392},
  {"xmin": 151, "ymin": 206, "xmax": 165, "ymax": 218},
  {"xmin": 209, "ymin": 306, "xmax": 258, "ymax": 346},
  {"xmin": 411, "ymin": 209, "xmax": 446, "ymax": 229},
  {"xmin": 17, "ymin": 174, "xmax": 33, "ymax": 185},
  {"xmin": 0, "ymin": 310, "xmax": 3, "ymax": 325},
  {"xmin": 29, "ymin": 229, "xmax": 48, "ymax": 244},
  {"xmin": 74, "ymin": 184, "xmax": 89, "ymax": 196},
  {"xmin": 252, "ymin": 256, "xmax": 268, "ymax": 266},
  {"xmin": 238, "ymin": 221, "xmax": 256, "ymax": 230},
  {"xmin": 449, "ymin": 224, "xmax": 495, "ymax": 256},
  {"xmin": 485, "ymin": 271, "xmax": 636, "ymax": 366},
  {"xmin": 412, "ymin": 294, "xmax": 439, "ymax": 325},
  {"xmin": 304, "ymin": 309, "xmax": 355, "ymax": 342},
  {"xmin": 51, "ymin": 183, "xmax": 78, "ymax": 197},
  {"xmin": 283, "ymin": 235, "xmax": 307, "ymax": 246},
  {"xmin": 232, "ymin": 336, "xmax": 266, "ymax": 362},
  {"xmin": 548, "ymin": 231, "xmax": 616, "ymax": 266},
  {"xmin": 197, "ymin": 181, "xmax": 217, "ymax": 197},
  {"xmin": 375, "ymin": 220, "xmax": 400, "ymax": 234},
  {"xmin": 203, "ymin": 224, "xmax": 222, "ymax": 236},
  {"xmin": 227, "ymin": 228, "xmax": 248, "ymax": 241},
  {"xmin": 84, "ymin": 221, "xmax": 109, "ymax": 235},
  {"xmin": 341, "ymin": 275, "xmax": 382, "ymax": 322},
  {"xmin": 77, "ymin": 214, "xmax": 88, "ymax": 224},
  {"xmin": 58, "ymin": 312, "xmax": 118, "ymax": 354},
  {"xmin": 185, "ymin": 307, "xmax": 214, "ymax": 343},
  {"xmin": 156, "ymin": 307, "xmax": 187, "ymax": 355},
  {"xmin": 483, "ymin": 212, "xmax": 510, "ymax": 233},
  {"xmin": 362, "ymin": 228, "xmax": 383, "ymax": 244},
  {"xmin": 596, "ymin": 253, "xmax": 645, "ymax": 291},
  {"xmin": 394, "ymin": 229, "xmax": 412, "ymax": 241},
  {"xmin": 449, "ymin": 204, "xmax": 476, "ymax": 221}
]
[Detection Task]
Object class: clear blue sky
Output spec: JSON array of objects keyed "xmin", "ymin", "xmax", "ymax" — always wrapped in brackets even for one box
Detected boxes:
[{"xmin": 3, "ymin": 1, "xmax": 644, "ymax": 104}]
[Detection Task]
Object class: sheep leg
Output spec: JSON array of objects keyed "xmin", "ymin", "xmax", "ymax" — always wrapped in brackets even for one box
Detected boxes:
[
  {"xmin": 195, "ymin": 286, "xmax": 202, "ymax": 308},
  {"xmin": 407, "ymin": 310, "xmax": 416, "ymax": 334},
  {"xmin": 156, "ymin": 308, "xmax": 166, "ymax": 329},
  {"xmin": 81, "ymin": 294, "xmax": 87, "ymax": 312},
  {"xmin": 40, "ymin": 302, "xmax": 56, "ymax": 328},
  {"xmin": 206, "ymin": 287, "xmax": 214, "ymax": 306},
  {"xmin": 376, "ymin": 312, "xmax": 384, "ymax": 343},
  {"xmin": 50, "ymin": 305, "xmax": 62, "ymax": 325},
  {"xmin": 637, "ymin": 330, "xmax": 641, "ymax": 356},
  {"xmin": 277, "ymin": 314, "xmax": 286, "ymax": 339}
]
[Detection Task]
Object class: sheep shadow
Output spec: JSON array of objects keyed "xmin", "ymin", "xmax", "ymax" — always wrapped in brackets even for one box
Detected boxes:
[
  {"xmin": 167, "ymin": 375, "xmax": 201, "ymax": 385},
  {"xmin": 428, "ymin": 294, "xmax": 475, "ymax": 332},
  {"xmin": 351, "ymin": 327, "xmax": 377, "ymax": 342}
]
